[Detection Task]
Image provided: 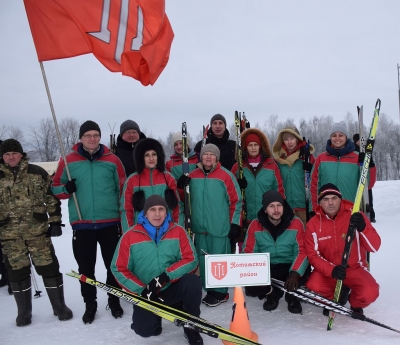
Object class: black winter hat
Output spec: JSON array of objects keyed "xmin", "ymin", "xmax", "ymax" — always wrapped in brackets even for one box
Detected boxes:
[
  {"xmin": 120, "ymin": 120, "xmax": 140, "ymax": 136},
  {"xmin": 143, "ymin": 195, "xmax": 168, "ymax": 215},
  {"xmin": 210, "ymin": 114, "xmax": 227, "ymax": 126},
  {"xmin": 262, "ymin": 190, "xmax": 284, "ymax": 209},
  {"xmin": 0, "ymin": 139, "xmax": 24, "ymax": 156},
  {"xmin": 79, "ymin": 120, "xmax": 101, "ymax": 138},
  {"xmin": 318, "ymin": 183, "xmax": 342, "ymax": 202}
]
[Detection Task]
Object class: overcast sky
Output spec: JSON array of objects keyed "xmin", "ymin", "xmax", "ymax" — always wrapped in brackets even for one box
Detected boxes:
[{"xmin": 1, "ymin": 1, "xmax": 400, "ymax": 142}]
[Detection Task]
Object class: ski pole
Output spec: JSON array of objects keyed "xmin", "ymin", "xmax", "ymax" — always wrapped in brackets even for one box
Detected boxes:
[{"xmin": 29, "ymin": 255, "xmax": 42, "ymax": 297}]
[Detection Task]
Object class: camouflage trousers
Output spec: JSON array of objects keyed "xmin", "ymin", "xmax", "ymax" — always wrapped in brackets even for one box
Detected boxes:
[{"xmin": 1, "ymin": 233, "xmax": 55, "ymax": 271}]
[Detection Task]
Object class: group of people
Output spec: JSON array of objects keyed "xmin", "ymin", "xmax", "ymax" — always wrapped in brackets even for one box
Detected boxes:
[{"xmin": 0, "ymin": 114, "xmax": 380, "ymax": 345}]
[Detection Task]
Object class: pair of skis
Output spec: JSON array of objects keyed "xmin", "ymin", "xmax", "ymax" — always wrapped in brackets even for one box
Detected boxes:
[
  {"xmin": 234, "ymin": 111, "xmax": 248, "ymax": 226},
  {"xmin": 181, "ymin": 122, "xmax": 193, "ymax": 239},
  {"xmin": 327, "ymin": 99, "xmax": 381, "ymax": 331},
  {"xmin": 271, "ymin": 278, "xmax": 399, "ymax": 334},
  {"xmin": 67, "ymin": 271, "xmax": 260, "ymax": 345},
  {"xmin": 303, "ymin": 137, "xmax": 312, "ymax": 221}
]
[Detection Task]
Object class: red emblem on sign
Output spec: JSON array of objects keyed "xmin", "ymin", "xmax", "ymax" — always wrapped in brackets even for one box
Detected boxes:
[{"xmin": 211, "ymin": 262, "xmax": 228, "ymax": 280}]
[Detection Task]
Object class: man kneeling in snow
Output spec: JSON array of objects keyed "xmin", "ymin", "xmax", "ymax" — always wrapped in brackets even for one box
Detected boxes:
[
  {"xmin": 305, "ymin": 183, "xmax": 381, "ymax": 315},
  {"xmin": 243, "ymin": 190, "xmax": 309, "ymax": 314},
  {"xmin": 111, "ymin": 195, "xmax": 203, "ymax": 345}
]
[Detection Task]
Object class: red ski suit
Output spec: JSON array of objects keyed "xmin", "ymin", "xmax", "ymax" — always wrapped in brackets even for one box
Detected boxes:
[{"xmin": 305, "ymin": 200, "xmax": 381, "ymax": 309}]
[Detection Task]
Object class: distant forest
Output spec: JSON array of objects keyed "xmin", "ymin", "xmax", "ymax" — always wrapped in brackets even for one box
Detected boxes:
[{"xmin": 1, "ymin": 112, "xmax": 399, "ymax": 181}]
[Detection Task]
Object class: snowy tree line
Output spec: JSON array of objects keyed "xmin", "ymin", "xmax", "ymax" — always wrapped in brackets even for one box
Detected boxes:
[{"xmin": 1, "ymin": 113, "xmax": 399, "ymax": 181}]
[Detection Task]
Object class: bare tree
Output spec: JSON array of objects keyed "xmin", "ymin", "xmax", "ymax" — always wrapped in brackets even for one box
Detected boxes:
[
  {"xmin": 8, "ymin": 126, "xmax": 25, "ymax": 143},
  {"xmin": 29, "ymin": 118, "xmax": 60, "ymax": 161},
  {"xmin": 0, "ymin": 125, "xmax": 8, "ymax": 140},
  {"xmin": 59, "ymin": 117, "xmax": 80, "ymax": 154}
]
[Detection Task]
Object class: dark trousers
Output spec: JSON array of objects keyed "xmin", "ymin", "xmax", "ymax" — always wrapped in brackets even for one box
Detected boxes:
[
  {"xmin": 72, "ymin": 225, "xmax": 120, "ymax": 303},
  {"xmin": 368, "ymin": 189, "xmax": 375, "ymax": 220},
  {"xmin": 131, "ymin": 274, "xmax": 202, "ymax": 338}
]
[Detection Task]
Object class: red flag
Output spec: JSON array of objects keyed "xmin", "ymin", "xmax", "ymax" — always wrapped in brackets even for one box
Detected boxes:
[{"xmin": 23, "ymin": 0, "xmax": 174, "ymax": 86}]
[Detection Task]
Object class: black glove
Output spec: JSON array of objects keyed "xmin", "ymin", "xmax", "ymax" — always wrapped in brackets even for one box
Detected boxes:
[
  {"xmin": 46, "ymin": 222, "xmax": 65, "ymax": 237},
  {"xmin": 284, "ymin": 271, "xmax": 300, "ymax": 292},
  {"xmin": 331, "ymin": 265, "xmax": 346, "ymax": 280},
  {"xmin": 237, "ymin": 178, "xmax": 248, "ymax": 189},
  {"xmin": 302, "ymin": 162, "xmax": 313, "ymax": 172},
  {"xmin": 228, "ymin": 224, "xmax": 241, "ymax": 240},
  {"xmin": 0, "ymin": 216, "xmax": 10, "ymax": 227},
  {"xmin": 65, "ymin": 179, "xmax": 77, "ymax": 194},
  {"xmin": 358, "ymin": 152, "xmax": 365, "ymax": 164},
  {"xmin": 177, "ymin": 175, "xmax": 191, "ymax": 189},
  {"xmin": 141, "ymin": 272, "xmax": 170, "ymax": 301},
  {"xmin": 350, "ymin": 212, "xmax": 366, "ymax": 232}
]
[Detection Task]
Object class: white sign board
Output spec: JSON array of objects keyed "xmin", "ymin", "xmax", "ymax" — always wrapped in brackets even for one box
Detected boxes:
[{"xmin": 205, "ymin": 253, "xmax": 270, "ymax": 288}]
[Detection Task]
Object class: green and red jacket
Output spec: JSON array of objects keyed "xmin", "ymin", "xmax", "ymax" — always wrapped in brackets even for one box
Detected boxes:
[
  {"xmin": 52, "ymin": 143, "xmax": 126, "ymax": 230},
  {"xmin": 120, "ymin": 168, "xmax": 180, "ymax": 232},
  {"xmin": 310, "ymin": 140, "xmax": 360, "ymax": 212},
  {"xmin": 188, "ymin": 162, "xmax": 242, "ymax": 237},
  {"xmin": 231, "ymin": 158, "xmax": 285, "ymax": 222},
  {"xmin": 111, "ymin": 213, "xmax": 198, "ymax": 295},
  {"xmin": 166, "ymin": 151, "xmax": 198, "ymax": 181},
  {"xmin": 243, "ymin": 205, "xmax": 308, "ymax": 276}
]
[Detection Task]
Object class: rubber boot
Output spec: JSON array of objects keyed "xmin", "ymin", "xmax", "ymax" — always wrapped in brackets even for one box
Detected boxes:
[
  {"xmin": 11, "ymin": 277, "xmax": 32, "ymax": 326},
  {"xmin": 43, "ymin": 275, "xmax": 73, "ymax": 321}
]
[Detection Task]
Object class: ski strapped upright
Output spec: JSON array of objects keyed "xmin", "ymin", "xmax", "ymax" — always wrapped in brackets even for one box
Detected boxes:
[
  {"xmin": 108, "ymin": 123, "xmax": 117, "ymax": 153},
  {"xmin": 271, "ymin": 278, "xmax": 400, "ymax": 334},
  {"xmin": 303, "ymin": 137, "xmax": 311, "ymax": 222},
  {"xmin": 181, "ymin": 122, "xmax": 193, "ymax": 240},
  {"xmin": 327, "ymin": 98, "xmax": 381, "ymax": 331},
  {"xmin": 234, "ymin": 111, "xmax": 247, "ymax": 226},
  {"xmin": 66, "ymin": 271, "xmax": 261, "ymax": 345},
  {"xmin": 202, "ymin": 124, "xmax": 209, "ymax": 147}
]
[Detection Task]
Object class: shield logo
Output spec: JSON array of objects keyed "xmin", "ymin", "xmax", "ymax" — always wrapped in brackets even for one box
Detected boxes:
[{"xmin": 211, "ymin": 262, "xmax": 228, "ymax": 280}]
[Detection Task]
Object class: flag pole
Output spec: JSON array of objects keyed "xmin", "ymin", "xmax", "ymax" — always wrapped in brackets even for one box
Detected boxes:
[
  {"xmin": 397, "ymin": 63, "xmax": 400, "ymax": 122},
  {"xmin": 39, "ymin": 62, "xmax": 82, "ymax": 220}
]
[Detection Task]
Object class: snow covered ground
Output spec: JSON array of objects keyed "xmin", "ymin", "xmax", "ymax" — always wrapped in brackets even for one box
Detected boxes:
[{"xmin": 1, "ymin": 180, "xmax": 399, "ymax": 345}]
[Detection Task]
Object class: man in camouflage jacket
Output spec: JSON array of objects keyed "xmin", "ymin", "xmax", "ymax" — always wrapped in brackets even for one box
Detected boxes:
[{"xmin": 0, "ymin": 139, "xmax": 72, "ymax": 327}]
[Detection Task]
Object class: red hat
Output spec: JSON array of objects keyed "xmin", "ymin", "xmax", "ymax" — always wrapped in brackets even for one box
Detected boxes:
[{"xmin": 245, "ymin": 133, "xmax": 261, "ymax": 147}]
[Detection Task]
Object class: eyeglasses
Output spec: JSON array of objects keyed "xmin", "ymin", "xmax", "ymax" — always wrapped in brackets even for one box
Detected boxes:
[
  {"xmin": 124, "ymin": 130, "xmax": 139, "ymax": 135},
  {"xmin": 83, "ymin": 134, "xmax": 100, "ymax": 139}
]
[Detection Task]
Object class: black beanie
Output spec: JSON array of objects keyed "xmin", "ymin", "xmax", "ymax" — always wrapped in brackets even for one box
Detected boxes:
[
  {"xmin": 210, "ymin": 114, "xmax": 227, "ymax": 126},
  {"xmin": 353, "ymin": 133, "xmax": 360, "ymax": 143},
  {"xmin": 143, "ymin": 195, "xmax": 168, "ymax": 215},
  {"xmin": 79, "ymin": 120, "xmax": 101, "ymax": 138},
  {"xmin": 262, "ymin": 190, "xmax": 284, "ymax": 209},
  {"xmin": 0, "ymin": 139, "xmax": 24, "ymax": 156},
  {"xmin": 318, "ymin": 183, "xmax": 342, "ymax": 202}
]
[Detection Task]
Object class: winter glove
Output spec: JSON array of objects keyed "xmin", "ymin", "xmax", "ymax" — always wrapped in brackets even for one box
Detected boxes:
[
  {"xmin": 141, "ymin": 272, "xmax": 170, "ymax": 301},
  {"xmin": 228, "ymin": 224, "xmax": 241, "ymax": 240},
  {"xmin": 65, "ymin": 179, "xmax": 77, "ymax": 194},
  {"xmin": 0, "ymin": 217, "xmax": 10, "ymax": 227},
  {"xmin": 331, "ymin": 265, "xmax": 346, "ymax": 280},
  {"xmin": 46, "ymin": 222, "xmax": 65, "ymax": 237},
  {"xmin": 350, "ymin": 212, "xmax": 366, "ymax": 232},
  {"xmin": 302, "ymin": 162, "xmax": 313, "ymax": 172},
  {"xmin": 177, "ymin": 175, "xmax": 191, "ymax": 189},
  {"xmin": 284, "ymin": 271, "xmax": 300, "ymax": 292},
  {"xmin": 237, "ymin": 178, "xmax": 248, "ymax": 189}
]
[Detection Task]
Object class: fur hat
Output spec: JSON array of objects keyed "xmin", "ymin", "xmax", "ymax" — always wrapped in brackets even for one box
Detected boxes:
[
  {"xmin": 330, "ymin": 121, "xmax": 348, "ymax": 138},
  {"xmin": 0, "ymin": 139, "xmax": 24, "ymax": 156},
  {"xmin": 210, "ymin": 114, "xmax": 227, "ymax": 126},
  {"xmin": 133, "ymin": 138, "xmax": 166, "ymax": 173},
  {"xmin": 318, "ymin": 183, "xmax": 342, "ymax": 203},
  {"xmin": 241, "ymin": 128, "xmax": 271, "ymax": 158},
  {"xmin": 200, "ymin": 144, "xmax": 220, "ymax": 162},
  {"xmin": 120, "ymin": 120, "xmax": 140, "ymax": 136},
  {"xmin": 79, "ymin": 120, "xmax": 101, "ymax": 138},
  {"xmin": 262, "ymin": 190, "xmax": 284, "ymax": 209},
  {"xmin": 143, "ymin": 195, "xmax": 168, "ymax": 214}
]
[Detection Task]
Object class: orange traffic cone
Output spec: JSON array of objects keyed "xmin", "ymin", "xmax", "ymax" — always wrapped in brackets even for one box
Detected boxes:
[{"xmin": 222, "ymin": 286, "xmax": 258, "ymax": 345}]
